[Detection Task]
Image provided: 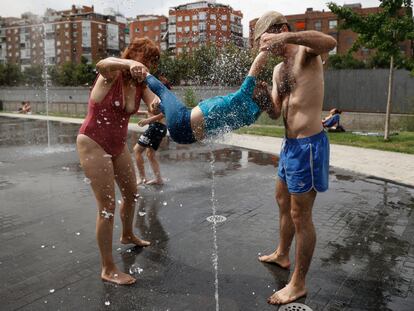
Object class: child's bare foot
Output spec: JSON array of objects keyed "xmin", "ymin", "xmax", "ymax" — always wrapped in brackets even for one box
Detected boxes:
[
  {"xmin": 267, "ymin": 283, "xmax": 307, "ymax": 305},
  {"xmin": 145, "ymin": 178, "xmax": 163, "ymax": 185},
  {"xmin": 101, "ymin": 267, "xmax": 136, "ymax": 285},
  {"xmin": 137, "ymin": 177, "xmax": 147, "ymax": 185},
  {"xmin": 120, "ymin": 235, "xmax": 151, "ymax": 247},
  {"xmin": 258, "ymin": 251, "xmax": 290, "ymax": 269}
]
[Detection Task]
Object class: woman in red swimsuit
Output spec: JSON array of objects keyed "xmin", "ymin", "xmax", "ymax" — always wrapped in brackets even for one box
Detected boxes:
[{"xmin": 77, "ymin": 38, "xmax": 160, "ymax": 285}]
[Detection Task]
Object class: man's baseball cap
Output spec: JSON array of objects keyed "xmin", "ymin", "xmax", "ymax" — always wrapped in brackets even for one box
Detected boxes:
[{"xmin": 254, "ymin": 11, "xmax": 288, "ymax": 41}]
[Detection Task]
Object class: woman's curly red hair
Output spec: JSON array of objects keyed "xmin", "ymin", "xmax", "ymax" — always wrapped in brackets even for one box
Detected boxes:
[{"xmin": 121, "ymin": 37, "xmax": 160, "ymax": 68}]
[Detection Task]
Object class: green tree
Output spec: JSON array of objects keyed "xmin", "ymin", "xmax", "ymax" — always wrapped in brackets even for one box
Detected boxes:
[
  {"xmin": 328, "ymin": 0, "xmax": 414, "ymax": 140},
  {"xmin": 23, "ymin": 65, "xmax": 44, "ymax": 86},
  {"xmin": 0, "ymin": 63, "xmax": 23, "ymax": 86},
  {"xmin": 328, "ymin": 54, "xmax": 367, "ymax": 69}
]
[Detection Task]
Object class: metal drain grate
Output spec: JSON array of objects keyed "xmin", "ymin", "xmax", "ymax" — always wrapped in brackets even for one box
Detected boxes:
[
  {"xmin": 279, "ymin": 303, "xmax": 313, "ymax": 311},
  {"xmin": 206, "ymin": 215, "xmax": 227, "ymax": 223}
]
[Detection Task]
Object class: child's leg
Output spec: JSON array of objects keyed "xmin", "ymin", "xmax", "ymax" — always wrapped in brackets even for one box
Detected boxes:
[
  {"xmin": 146, "ymin": 148, "xmax": 163, "ymax": 185},
  {"xmin": 145, "ymin": 75, "xmax": 196, "ymax": 144},
  {"xmin": 133, "ymin": 144, "xmax": 147, "ymax": 184}
]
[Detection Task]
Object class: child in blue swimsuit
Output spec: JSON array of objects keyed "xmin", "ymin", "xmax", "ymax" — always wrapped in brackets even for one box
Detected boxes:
[{"xmin": 141, "ymin": 51, "xmax": 276, "ymax": 144}]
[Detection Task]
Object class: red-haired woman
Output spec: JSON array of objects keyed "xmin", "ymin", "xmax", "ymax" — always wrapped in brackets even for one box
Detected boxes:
[{"xmin": 77, "ymin": 38, "xmax": 160, "ymax": 285}]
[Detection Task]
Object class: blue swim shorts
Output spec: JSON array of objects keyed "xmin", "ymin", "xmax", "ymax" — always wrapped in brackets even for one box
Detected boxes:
[{"xmin": 278, "ymin": 131, "xmax": 330, "ymax": 194}]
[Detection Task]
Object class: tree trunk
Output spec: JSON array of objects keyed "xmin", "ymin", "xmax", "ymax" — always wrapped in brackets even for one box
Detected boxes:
[{"xmin": 384, "ymin": 55, "xmax": 394, "ymax": 141}]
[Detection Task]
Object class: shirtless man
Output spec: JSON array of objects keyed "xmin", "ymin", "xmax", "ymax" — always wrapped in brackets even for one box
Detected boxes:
[{"xmin": 254, "ymin": 11, "xmax": 337, "ymax": 305}]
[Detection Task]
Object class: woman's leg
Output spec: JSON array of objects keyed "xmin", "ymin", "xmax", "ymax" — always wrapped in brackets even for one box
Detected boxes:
[
  {"xmin": 113, "ymin": 145, "xmax": 150, "ymax": 247},
  {"xmin": 76, "ymin": 134, "xmax": 136, "ymax": 285},
  {"xmin": 133, "ymin": 143, "xmax": 147, "ymax": 184}
]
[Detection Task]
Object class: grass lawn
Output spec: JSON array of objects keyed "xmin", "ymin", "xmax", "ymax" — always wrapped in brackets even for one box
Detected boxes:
[{"xmin": 236, "ymin": 125, "xmax": 414, "ymax": 154}]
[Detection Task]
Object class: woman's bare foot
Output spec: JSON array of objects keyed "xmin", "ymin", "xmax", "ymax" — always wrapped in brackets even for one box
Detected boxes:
[
  {"xmin": 120, "ymin": 234, "xmax": 151, "ymax": 247},
  {"xmin": 258, "ymin": 251, "xmax": 290, "ymax": 269},
  {"xmin": 101, "ymin": 267, "xmax": 136, "ymax": 285},
  {"xmin": 137, "ymin": 177, "xmax": 147, "ymax": 185},
  {"xmin": 145, "ymin": 178, "xmax": 163, "ymax": 185},
  {"xmin": 267, "ymin": 283, "xmax": 307, "ymax": 305}
]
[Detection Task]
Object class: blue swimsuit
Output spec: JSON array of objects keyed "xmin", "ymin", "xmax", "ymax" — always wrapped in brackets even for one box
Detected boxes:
[{"xmin": 145, "ymin": 75, "xmax": 260, "ymax": 144}]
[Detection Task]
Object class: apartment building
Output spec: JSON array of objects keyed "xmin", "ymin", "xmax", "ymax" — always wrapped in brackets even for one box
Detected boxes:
[
  {"xmin": 249, "ymin": 3, "xmax": 413, "ymax": 60},
  {"xmin": 168, "ymin": 0, "xmax": 243, "ymax": 55},
  {"xmin": 0, "ymin": 5, "xmax": 129, "ymax": 68},
  {"xmin": 129, "ymin": 15, "xmax": 168, "ymax": 51}
]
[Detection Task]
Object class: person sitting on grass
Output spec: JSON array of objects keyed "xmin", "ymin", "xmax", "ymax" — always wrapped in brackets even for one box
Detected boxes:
[
  {"xmin": 131, "ymin": 51, "xmax": 277, "ymax": 144},
  {"xmin": 18, "ymin": 101, "xmax": 32, "ymax": 114},
  {"xmin": 133, "ymin": 96, "xmax": 167, "ymax": 185},
  {"xmin": 322, "ymin": 108, "xmax": 345, "ymax": 132}
]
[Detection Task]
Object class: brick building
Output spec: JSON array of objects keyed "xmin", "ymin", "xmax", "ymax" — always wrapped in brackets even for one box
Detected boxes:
[
  {"xmin": 168, "ymin": 0, "xmax": 243, "ymax": 55},
  {"xmin": 249, "ymin": 3, "xmax": 413, "ymax": 61},
  {"xmin": 0, "ymin": 5, "xmax": 129, "ymax": 68},
  {"xmin": 129, "ymin": 15, "xmax": 168, "ymax": 51}
]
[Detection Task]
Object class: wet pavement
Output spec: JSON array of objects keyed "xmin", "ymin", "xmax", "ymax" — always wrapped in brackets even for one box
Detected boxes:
[{"xmin": 0, "ymin": 117, "xmax": 413, "ymax": 311}]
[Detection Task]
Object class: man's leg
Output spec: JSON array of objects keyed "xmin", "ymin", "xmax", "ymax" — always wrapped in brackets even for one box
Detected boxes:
[
  {"xmin": 268, "ymin": 190, "xmax": 317, "ymax": 305},
  {"xmin": 259, "ymin": 179, "xmax": 294, "ymax": 269},
  {"xmin": 133, "ymin": 144, "xmax": 147, "ymax": 184},
  {"xmin": 145, "ymin": 148, "xmax": 163, "ymax": 185}
]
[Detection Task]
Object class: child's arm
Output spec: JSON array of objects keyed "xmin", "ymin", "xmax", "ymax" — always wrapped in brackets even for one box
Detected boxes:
[
  {"xmin": 136, "ymin": 110, "xmax": 150, "ymax": 117},
  {"xmin": 138, "ymin": 113, "xmax": 164, "ymax": 127},
  {"xmin": 248, "ymin": 51, "xmax": 270, "ymax": 77}
]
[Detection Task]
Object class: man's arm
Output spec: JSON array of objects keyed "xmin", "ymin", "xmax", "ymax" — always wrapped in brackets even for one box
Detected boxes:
[
  {"xmin": 138, "ymin": 113, "xmax": 164, "ymax": 127},
  {"xmin": 271, "ymin": 64, "xmax": 282, "ymax": 120},
  {"xmin": 248, "ymin": 51, "xmax": 270, "ymax": 77},
  {"xmin": 261, "ymin": 31, "xmax": 337, "ymax": 56}
]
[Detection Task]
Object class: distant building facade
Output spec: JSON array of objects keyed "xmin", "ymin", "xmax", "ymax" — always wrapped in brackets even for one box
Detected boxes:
[
  {"xmin": 249, "ymin": 3, "xmax": 413, "ymax": 61},
  {"xmin": 168, "ymin": 0, "xmax": 243, "ymax": 55},
  {"xmin": 0, "ymin": 5, "xmax": 129, "ymax": 68},
  {"xmin": 129, "ymin": 15, "xmax": 168, "ymax": 51}
]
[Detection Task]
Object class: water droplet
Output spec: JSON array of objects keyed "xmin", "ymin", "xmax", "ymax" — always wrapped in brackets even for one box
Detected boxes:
[
  {"xmin": 162, "ymin": 201, "xmax": 167, "ymax": 206},
  {"xmin": 44, "ymin": 300, "xmax": 48, "ymax": 304},
  {"xmin": 129, "ymin": 264, "xmax": 143, "ymax": 275},
  {"xmin": 116, "ymin": 248, "xmax": 121, "ymax": 251},
  {"xmin": 105, "ymin": 301, "xmax": 110, "ymax": 306},
  {"xmin": 252, "ymin": 292, "xmax": 255, "ymax": 295},
  {"xmin": 49, "ymin": 289, "xmax": 55, "ymax": 293},
  {"xmin": 83, "ymin": 177, "xmax": 91, "ymax": 184},
  {"xmin": 118, "ymin": 200, "xmax": 122, "ymax": 204},
  {"xmin": 69, "ymin": 250, "xmax": 73, "ymax": 254},
  {"xmin": 206, "ymin": 215, "xmax": 227, "ymax": 223},
  {"xmin": 62, "ymin": 166, "xmax": 70, "ymax": 171},
  {"xmin": 114, "ymin": 100, "xmax": 120, "ymax": 106},
  {"xmin": 52, "ymin": 245, "xmax": 56, "ymax": 249},
  {"xmin": 103, "ymin": 154, "xmax": 112, "ymax": 158},
  {"xmin": 106, "ymin": 122, "xmax": 111, "ymax": 125},
  {"xmin": 179, "ymin": 203, "xmax": 183, "ymax": 207},
  {"xmin": 97, "ymin": 120, "xmax": 101, "ymax": 124},
  {"xmin": 76, "ymin": 232, "xmax": 80, "ymax": 236},
  {"xmin": 41, "ymin": 245, "xmax": 45, "ymax": 248},
  {"xmin": 138, "ymin": 211, "xmax": 146, "ymax": 217}
]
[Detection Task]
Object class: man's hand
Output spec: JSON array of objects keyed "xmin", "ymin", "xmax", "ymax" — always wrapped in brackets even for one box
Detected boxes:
[
  {"xmin": 260, "ymin": 32, "xmax": 288, "ymax": 55},
  {"xmin": 129, "ymin": 62, "xmax": 148, "ymax": 82},
  {"xmin": 138, "ymin": 119, "xmax": 150, "ymax": 127}
]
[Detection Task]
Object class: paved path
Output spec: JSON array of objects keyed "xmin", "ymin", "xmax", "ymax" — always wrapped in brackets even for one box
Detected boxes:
[{"xmin": 2, "ymin": 112, "xmax": 413, "ymax": 187}]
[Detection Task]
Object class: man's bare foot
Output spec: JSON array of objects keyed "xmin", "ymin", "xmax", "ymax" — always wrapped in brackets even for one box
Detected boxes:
[
  {"xmin": 258, "ymin": 251, "xmax": 290, "ymax": 269},
  {"xmin": 267, "ymin": 284, "xmax": 307, "ymax": 305},
  {"xmin": 137, "ymin": 177, "xmax": 147, "ymax": 185},
  {"xmin": 120, "ymin": 235, "xmax": 151, "ymax": 247},
  {"xmin": 101, "ymin": 268, "xmax": 136, "ymax": 285},
  {"xmin": 145, "ymin": 178, "xmax": 163, "ymax": 185}
]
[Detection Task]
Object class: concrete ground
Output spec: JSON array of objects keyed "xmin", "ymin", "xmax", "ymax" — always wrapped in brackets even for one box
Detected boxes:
[{"xmin": 0, "ymin": 116, "xmax": 413, "ymax": 311}]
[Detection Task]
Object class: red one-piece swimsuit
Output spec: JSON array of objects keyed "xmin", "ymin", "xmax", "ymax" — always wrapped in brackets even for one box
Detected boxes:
[{"xmin": 79, "ymin": 74, "xmax": 142, "ymax": 157}]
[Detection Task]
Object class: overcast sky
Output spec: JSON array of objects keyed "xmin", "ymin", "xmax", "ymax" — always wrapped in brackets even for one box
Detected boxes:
[{"xmin": 3, "ymin": 0, "xmax": 381, "ymax": 36}]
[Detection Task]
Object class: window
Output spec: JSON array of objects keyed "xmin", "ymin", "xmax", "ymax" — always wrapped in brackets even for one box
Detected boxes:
[
  {"xmin": 169, "ymin": 35, "xmax": 176, "ymax": 44},
  {"xmin": 221, "ymin": 15, "xmax": 227, "ymax": 20},
  {"xmin": 14, "ymin": 29, "xmax": 18, "ymax": 34},
  {"xmin": 177, "ymin": 47, "xmax": 183, "ymax": 53},
  {"xmin": 210, "ymin": 14, "xmax": 216, "ymax": 20},
  {"xmin": 177, "ymin": 16, "xmax": 183, "ymax": 22},
  {"xmin": 73, "ymin": 32, "xmax": 77, "ymax": 37},
  {"xmin": 177, "ymin": 27, "xmax": 182, "ymax": 33},
  {"xmin": 154, "ymin": 26, "xmax": 159, "ymax": 31},
  {"xmin": 329, "ymin": 20, "xmax": 337, "ymax": 29},
  {"xmin": 295, "ymin": 21, "xmax": 305, "ymax": 31},
  {"xmin": 199, "ymin": 12, "xmax": 206, "ymax": 20},
  {"xmin": 192, "ymin": 25, "xmax": 198, "ymax": 32},
  {"xmin": 144, "ymin": 26, "xmax": 148, "ymax": 32},
  {"xmin": 56, "ymin": 24, "xmax": 60, "ymax": 30},
  {"xmin": 314, "ymin": 21, "xmax": 322, "ymax": 31},
  {"xmin": 193, "ymin": 15, "xmax": 197, "ymax": 20},
  {"xmin": 210, "ymin": 24, "xmax": 216, "ymax": 31},
  {"xmin": 57, "ymin": 49, "xmax": 61, "ymax": 55},
  {"xmin": 184, "ymin": 26, "xmax": 190, "ymax": 33},
  {"xmin": 168, "ymin": 25, "xmax": 176, "ymax": 33},
  {"xmin": 199, "ymin": 22, "xmax": 206, "ymax": 32},
  {"xmin": 56, "ymin": 41, "xmax": 61, "ymax": 46},
  {"xmin": 73, "ymin": 23, "xmax": 77, "ymax": 29},
  {"xmin": 221, "ymin": 25, "xmax": 227, "ymax": 31},
  {"xmin": 65, "ymin": 23, "xmax": 69, "ymax": 28},
  {"xmin": 185, "ymin": 16, "xmax": 190, "ymax": 22},
  {"xmin": 65, "ymin": 32, "xmax": 69, "ymax": 37},
  {"xmin": 98, "ymin": 24, "xmax": 103, "ymax": 29},
  {"xmin": 210, "ymin": 35, "xmax": 216, "ymax": 41},
  {"xmin": 169, "ymin": 15, "xmax": 176, "ymax": 23}
]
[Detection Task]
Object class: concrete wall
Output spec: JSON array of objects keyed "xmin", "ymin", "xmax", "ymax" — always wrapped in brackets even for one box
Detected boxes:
[{"xmin": 1, "ymin": 70, "xmax": 414, "ymax": 131}]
